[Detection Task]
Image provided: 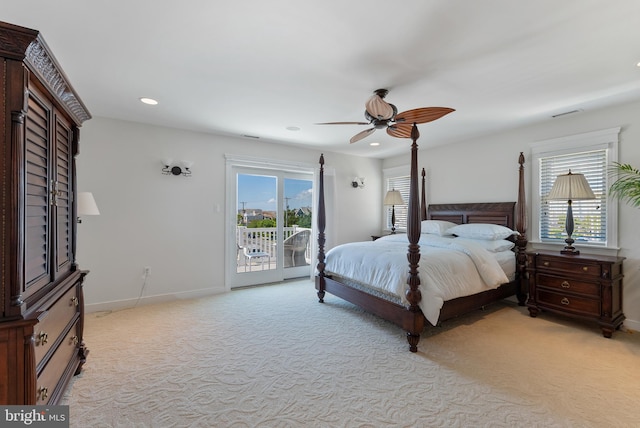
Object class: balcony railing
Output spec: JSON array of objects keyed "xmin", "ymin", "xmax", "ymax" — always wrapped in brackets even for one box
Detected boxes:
[{"xmin": 236, "ymin": 226, "xmax": 311, "ymax": 268}]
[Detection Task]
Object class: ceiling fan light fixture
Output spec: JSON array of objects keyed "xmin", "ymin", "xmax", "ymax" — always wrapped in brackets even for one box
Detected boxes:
[{"xmin": 365, "ymin": 94, "xmax": 394, "ymax": 120}]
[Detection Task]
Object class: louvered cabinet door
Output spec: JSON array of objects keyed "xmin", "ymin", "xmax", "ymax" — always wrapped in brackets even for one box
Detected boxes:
[
  {"xmin": 24, "ymin": 86, "xmax": 53, "ymax": 302},
  {"xmin": 54, "ymin": 114, "xmax": 74, "ymax": 275}
]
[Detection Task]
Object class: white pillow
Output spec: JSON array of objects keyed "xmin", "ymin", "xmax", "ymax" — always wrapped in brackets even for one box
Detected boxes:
[
  {"xmin": 446, "ymin": 223, "xmax": 518, "ymax": 241},
  {"xmin": 453, "ymin": 237, "xmax": 515, "ymax": 252},
  {"xmin": 421, "ymin": 220, "xmax": 458, "ymax": 236}
]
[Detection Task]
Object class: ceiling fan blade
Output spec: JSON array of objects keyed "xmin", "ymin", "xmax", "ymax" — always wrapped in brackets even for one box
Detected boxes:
[
  {"xmin": 395, "ymin": 107, "xmax": 455, "ymax": 124},
  {"xmin": 350, "ymin": 128, "xmax": 376, "ymax": 144},
  {"xmin": 315, "ymin": 121, "xmax": 370, "ymax": 125},
  {"xmin": 386, "ymin": 124, "xmax": 414, "ymax": 139}
]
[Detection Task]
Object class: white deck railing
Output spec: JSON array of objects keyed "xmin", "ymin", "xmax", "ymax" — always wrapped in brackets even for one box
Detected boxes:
[{"xmin": 236, "ymin": 226, "xmax": 311, "ymax": 264}]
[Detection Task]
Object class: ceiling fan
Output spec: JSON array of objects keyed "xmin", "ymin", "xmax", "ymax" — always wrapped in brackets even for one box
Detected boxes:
[{"xmin": 317, "ymin": 89, "xmax": 454, "ymax": 143}]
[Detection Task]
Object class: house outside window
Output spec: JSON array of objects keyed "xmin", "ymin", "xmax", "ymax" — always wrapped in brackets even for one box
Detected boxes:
[{"xmin": 531, "ymin": 127, "xmax": 620, "ymax": 254}]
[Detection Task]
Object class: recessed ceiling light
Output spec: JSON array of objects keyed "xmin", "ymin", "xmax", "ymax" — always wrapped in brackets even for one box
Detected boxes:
[
  {"xmin": 369, "ymin": 142, "xmax": 380, "ymax": 146},
  {"xmin": 286, "ymin": 126, "xmax": 300, "ymax": 131},
  {"xmin": 140, "ymin": 97, "xmax": 158, "ymax": 105}
]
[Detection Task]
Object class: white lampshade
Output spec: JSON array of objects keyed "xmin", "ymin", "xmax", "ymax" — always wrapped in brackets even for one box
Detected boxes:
[
  {"xmin": 78, "ymin": 192, "xmax": 100, "ymax": 216},
  {"xmin": 384, "ymin": 189, "xmax": 405, "ymax": 206},
  {"xmin": 548, "ymin": 171, "xmax": 596, "ymax": 201}
]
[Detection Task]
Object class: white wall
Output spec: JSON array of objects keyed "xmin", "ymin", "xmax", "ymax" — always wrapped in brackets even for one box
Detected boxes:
[
  {"xmin": 77, "ymin": 117, "xmax": 381, "ymax": 312},
  {"xmin": 384, "ymin": 99, "xmax": 640, "ymax": 330}
]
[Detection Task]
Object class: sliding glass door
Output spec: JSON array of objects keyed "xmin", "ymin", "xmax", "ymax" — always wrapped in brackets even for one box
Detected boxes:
[{"xmin": 228, "ymin": 165, "xmax": 313, "ymax": 288}]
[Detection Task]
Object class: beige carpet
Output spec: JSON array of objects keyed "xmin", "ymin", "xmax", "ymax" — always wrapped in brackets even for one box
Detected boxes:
[{"xmin": 63, "ymin": 279, "xmax": 640, "ymax": 427}]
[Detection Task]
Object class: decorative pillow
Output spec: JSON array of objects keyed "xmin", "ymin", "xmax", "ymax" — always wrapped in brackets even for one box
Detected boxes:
[
  {"xmin": 453, "ymin": 237, "xmax": 515, "ymax": 252},
  {"xmin": 446, "ymin": 223, "xmax": 518, "ymax": 240},
  {"xmin": 421, "ymin": 220, "xmax": 458, "ymax": 236}
]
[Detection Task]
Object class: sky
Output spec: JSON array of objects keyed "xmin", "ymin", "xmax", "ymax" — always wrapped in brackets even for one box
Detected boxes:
[{"xmin": 237, "ymin": 174, "xmax": 313, "ymax": 212}]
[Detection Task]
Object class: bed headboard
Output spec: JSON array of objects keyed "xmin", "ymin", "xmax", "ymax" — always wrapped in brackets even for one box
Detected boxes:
[{"xmin": 427, "ymin": 202, "xmax": 516, "ymax": 230}]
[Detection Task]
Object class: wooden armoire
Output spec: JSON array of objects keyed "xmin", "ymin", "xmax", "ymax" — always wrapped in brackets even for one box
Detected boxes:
[{"xmin": 0, "ymin": 21, "xmax": 91, "ymax": 404}]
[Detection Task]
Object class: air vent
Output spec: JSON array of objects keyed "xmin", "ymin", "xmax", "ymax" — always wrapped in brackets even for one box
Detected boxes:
[{"xmin": 551, "ymin": 109, "xmax": 583, "ymax": 118}]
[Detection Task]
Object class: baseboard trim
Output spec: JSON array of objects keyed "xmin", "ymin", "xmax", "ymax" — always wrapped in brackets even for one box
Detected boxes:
[
  {"xmin": 85, "ymin": 288, "xmax": 222, "ymax": 314},
  {"xmin": 623, "ymin": 318, "xmax": 640, "ymax": 333}
]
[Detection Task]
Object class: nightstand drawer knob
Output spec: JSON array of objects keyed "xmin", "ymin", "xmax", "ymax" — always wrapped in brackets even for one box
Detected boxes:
[
  {"xmin": 583, "ymin": 267, "xmax": 588, "ymax": 272},
  {"xmin": 561, "ymin": 297, "xmax": 570, "ymax": 305},
  {"xmin": 561, "ymin": 281, "xmax": 571, "ymax": 288},
  {"xmin": 543, "ymin": 261, "xmax": 550, "ymax": 267}
]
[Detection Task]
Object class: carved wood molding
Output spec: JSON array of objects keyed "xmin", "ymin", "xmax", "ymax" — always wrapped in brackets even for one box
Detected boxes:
[
  {"xmin": 0, "ymin": 22, "xmax": 37, "ymax": 60},
  {"xmin": 25, "ymin": 37, "xmax": 91, "ymax": 125},
  {"xmin": 0, "ymin": 21, "xmax": 91, "ymax": 125}
]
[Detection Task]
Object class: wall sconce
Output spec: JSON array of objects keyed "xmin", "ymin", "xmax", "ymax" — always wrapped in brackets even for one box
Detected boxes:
[
  {"xmin": 77, "ymin": 192, "xmax": 100, "ymax": 223},
  {"xmin": 162, "ymin": 159, "xmax": 193, "ymax": 177},
  {"xmin": 351, "ymin": 177, "xmax": 365, "ymax": 188}
]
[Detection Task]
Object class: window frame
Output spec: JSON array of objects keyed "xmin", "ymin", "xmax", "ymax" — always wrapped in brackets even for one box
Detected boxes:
[{"xmin": 530, "ymin": 127, "xmax": 620, "ymax": 256}]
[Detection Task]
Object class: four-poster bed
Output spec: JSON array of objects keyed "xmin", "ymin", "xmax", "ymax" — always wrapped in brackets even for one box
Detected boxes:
[{"xmin": 315, "ymin": 124, "xmax": 528, "ymax": 352}]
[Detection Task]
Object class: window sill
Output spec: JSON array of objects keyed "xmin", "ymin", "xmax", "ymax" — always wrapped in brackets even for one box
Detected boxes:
[{"xmin": 528, "ymin": 241, "xmax": 620, "ymax": 257}]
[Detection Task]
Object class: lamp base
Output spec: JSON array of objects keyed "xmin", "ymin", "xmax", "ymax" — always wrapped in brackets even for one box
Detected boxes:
[
  {"xmin": 560, "ymin": 237, "xmax": 579, "ymax": 255},
  {"xmin": 561, "ymin": 247, "xmax": 580, "ymax": 255}
]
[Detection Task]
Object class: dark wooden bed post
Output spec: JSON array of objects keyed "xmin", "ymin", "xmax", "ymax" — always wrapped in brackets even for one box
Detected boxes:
[
  {"xmin": 316, "ymin": 154, "xmax": 326, "ymax": 303},
  {"xmin": 420, "ymin": 168, "xmax": 427, "ymax": 221},
  {"xmin": 515, "ymin": 152, "xmax": 528, "ymax": 305},
  {"xmin": 405, "ymin": 124, "xmax": 424, "ymax": 352}
]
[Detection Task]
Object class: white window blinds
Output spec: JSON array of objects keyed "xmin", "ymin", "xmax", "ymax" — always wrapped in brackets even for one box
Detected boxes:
[
  {"xmin": 540, "ymin": 149, "xmax": 607, "ymax": 244},
  {"xmin": 386, "ymin": 175, "xmax": 410, "ymax": 231}
]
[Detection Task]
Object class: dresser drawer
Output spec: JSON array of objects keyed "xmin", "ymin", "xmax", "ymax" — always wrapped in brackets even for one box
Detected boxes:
[
  {"xmin": 536, "ymin": 256, "xmax": 600, "ymax": 278},
  {"xmin": 35, "ymin": 321, "xmax": 79, "ymax": 404},
  {"xmin": 537, "ymin": 274, "xmax": 600, "ymax": 298},
  {"xmin": 536, "ymin": 289, "xmax": 600, "ymax": 317},
  {"xmin": 34, "ymin": 286, "xmax": 79, "ymax": 367}
]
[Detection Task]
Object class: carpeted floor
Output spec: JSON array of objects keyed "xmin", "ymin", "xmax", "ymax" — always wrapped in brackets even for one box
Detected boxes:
[{"xmin": 63, "ymin": 279, "xmax": 640, "ymax": 427}]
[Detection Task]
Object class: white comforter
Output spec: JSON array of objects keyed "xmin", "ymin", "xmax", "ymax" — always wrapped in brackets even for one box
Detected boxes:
[{"xmin": 324, "ymin": 234, "xmax": 511, "ymax": 325}]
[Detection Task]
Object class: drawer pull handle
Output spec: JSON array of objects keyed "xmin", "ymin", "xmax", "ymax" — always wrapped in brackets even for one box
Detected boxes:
[
  {"xmin": 71, "ymin": 296, "xmax": 79, "ymax": 306},
  {"xmin": 561, "ymin": 281, "xmax": 571, "ymax": 289},
  {"xmin": 561, "ymin": 297, "xmax": 570, "ymax": 306},
  {"xmin": 37, "ymin": 331, "xmax": 49, "ymax": 346},
  {"xmin": 583, "ymin": 267, "xmax": 588, "ymax": 272},
  {"xmin": 37, "ymin": 386, "xmax": 48, "ymax": 401},
  {"xmin": 70, "ymin": 335, "xmax": 79, "ymax": 345},
  {"xmin": 543, "ymin": 261, "xmax": 550, "ymax": 267}
]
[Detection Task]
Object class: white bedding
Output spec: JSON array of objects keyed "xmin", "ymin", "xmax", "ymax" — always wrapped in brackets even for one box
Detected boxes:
[{"xmin": 324, "ymin": 234, "xmax": 513, "ymax": 325}]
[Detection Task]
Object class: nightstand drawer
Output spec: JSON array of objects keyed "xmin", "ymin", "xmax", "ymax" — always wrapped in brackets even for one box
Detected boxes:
[
  {"xmin": 537, "ymin": 274, "xmax": 600, "ymax": 298},
  {"xmin": 536, "ymin": 289, "xmax": 600, "ymax": 317},
  {"xmin": 537, "ymin": 256, "xmax": 600, "ymax": 278}
]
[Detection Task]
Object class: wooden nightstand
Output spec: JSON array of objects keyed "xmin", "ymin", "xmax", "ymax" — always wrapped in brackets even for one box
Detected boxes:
[{"xmin": 526, "ymin": 251, "xmax": 625, "ymax": 337}]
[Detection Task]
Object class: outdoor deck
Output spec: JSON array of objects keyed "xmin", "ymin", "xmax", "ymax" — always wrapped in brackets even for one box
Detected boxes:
[{"xmin": 236, "ymin": 226, "xmax": 311, "ymax": 273}]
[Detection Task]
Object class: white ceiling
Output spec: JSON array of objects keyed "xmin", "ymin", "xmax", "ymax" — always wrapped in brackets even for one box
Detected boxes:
[{"xmin": 5, "ymin": 0, "xmax": 640, "ymax": 158}]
